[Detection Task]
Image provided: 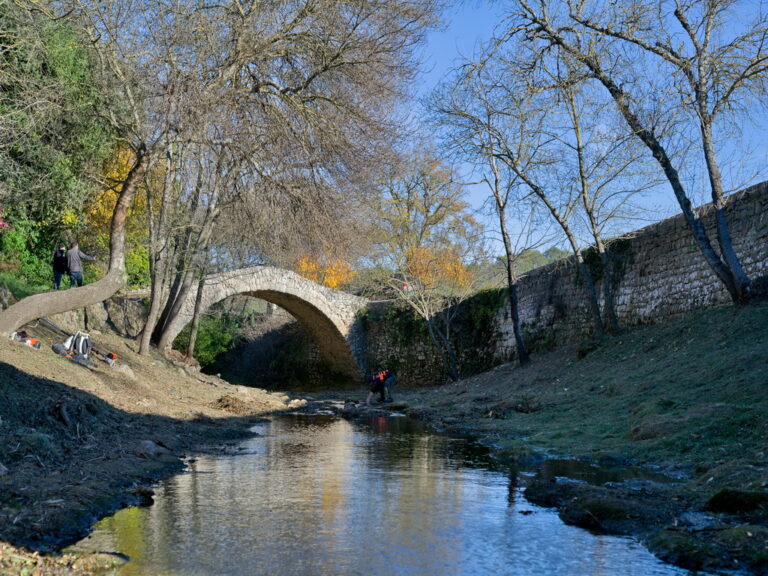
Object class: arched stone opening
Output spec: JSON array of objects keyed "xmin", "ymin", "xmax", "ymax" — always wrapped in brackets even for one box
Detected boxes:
[{"xmin": 160, "ymin": 267, "xmax": 368, "ymax": 382}]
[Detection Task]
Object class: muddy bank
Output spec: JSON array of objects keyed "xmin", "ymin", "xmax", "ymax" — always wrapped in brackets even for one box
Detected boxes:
[{"xmin": 0, "ymin": 329, "xmax": 300, "ymax": 573}]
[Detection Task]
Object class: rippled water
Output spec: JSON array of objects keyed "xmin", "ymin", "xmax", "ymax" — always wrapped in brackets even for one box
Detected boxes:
[{"xmin": 71, "ymin": 413, "xmax": 696, "ymax": 575}]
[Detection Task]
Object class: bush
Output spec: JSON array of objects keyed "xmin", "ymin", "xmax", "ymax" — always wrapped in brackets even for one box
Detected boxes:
[{"xmin": 173, "ymin": 314, "xmax": 239, "ymax": 367}]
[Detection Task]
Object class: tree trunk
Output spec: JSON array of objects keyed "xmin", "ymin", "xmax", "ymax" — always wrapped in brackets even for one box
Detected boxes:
[
  {"xmin": 499, "ymin": 215, "xmax": 530, "ymax": 366},
  {"xmin": 426, "ymin": 319, "xmax": 460, "ymax": 382},
  {"xmin": 700, "ymin": 121, "xmax": 751, "ymax": 301},
  {"xmin": 139, "ymin": 148, "xmax": 175, "ymax": 356},
  {"xmin": 568, "ymin": 85, "xmax": 620, "ymax": 336},
  {"xmin": 487, "ymin": 148, "xmax": 530, "ymax": 365},
  {"xmin": 156, "ymin": 171, "xmax": 222, "ymax": 352},
  {"xmin": 598, "ymin": 242, "xmax": 620, "ymax": 333},
  {"xmin": 0, "ymin": 148, "xmax": 150, "ymax": 336},
  {"xmin": 186, "ymin": 272, "xmax": 206, "ymax": 358},
  {"xmin": 139, "ymin": 152, "xmax": 175, "ymax": 355}
]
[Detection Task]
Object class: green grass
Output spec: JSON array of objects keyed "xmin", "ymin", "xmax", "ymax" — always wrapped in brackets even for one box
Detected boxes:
[
  {"xmin": 0, "ymin": 271, "xmax": 49, "ymax": 299},
  {"xmin": 522, "ymin": 301, "xmax": 768, "ymax": 470},
  {"xmin": 401, "ymin": 299, "xmax": 768, "ymax": 484}
]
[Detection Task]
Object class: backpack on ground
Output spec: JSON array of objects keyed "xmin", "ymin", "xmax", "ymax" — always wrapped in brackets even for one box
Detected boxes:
[{"xmin": 64, "ymin": 331, "xmax": 92, "ymax": 358}]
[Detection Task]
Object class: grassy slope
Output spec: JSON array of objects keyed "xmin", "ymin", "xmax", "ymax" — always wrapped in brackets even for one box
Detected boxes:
[{"xmin": 399, "ymin": 299, "xmax": 768, "ymax": 485}]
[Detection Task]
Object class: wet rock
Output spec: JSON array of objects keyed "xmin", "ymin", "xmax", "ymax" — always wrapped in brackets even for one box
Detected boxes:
[
  {"xmin": 135, "ymin": 440, "xmax": 170, "ymax": 458},
  {"xmin": 560, "ymin": 497, "xmax": 631, "ymax": 532},
  {"xmin": 130, "ymin": 485, "xmax": 155, "ymax": 506},
  {"xmin": 677, "ymin": 511, "xmax": 718, "ymax": 531},
  {"xmin": 648, "ymin": 529, "xmax": 720, "ymax": 572},
  {"xmin": 706, "ymin": 489, "xmax": 768, "ymax": 514}
]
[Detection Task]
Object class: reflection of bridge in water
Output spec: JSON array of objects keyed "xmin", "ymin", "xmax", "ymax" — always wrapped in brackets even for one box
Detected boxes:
[{"xmin": 159, "ymin": 266, "xmax": 370, "ymax": 381}]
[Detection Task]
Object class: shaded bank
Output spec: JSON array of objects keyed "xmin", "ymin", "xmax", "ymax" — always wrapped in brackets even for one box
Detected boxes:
[{"xmin": 0, "ymin": 329, "xmax": 297, "ymax": 573}]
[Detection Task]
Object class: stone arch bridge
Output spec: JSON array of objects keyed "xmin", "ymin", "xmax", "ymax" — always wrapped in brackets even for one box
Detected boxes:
[{"xmin": 160, "ymin": 266, "xmax": 370, "ymax": 380}]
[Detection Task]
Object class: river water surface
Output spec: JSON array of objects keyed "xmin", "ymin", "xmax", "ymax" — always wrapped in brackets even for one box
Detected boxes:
[{"xmin": 71, "ymin": 411, "xmax": 698, "ymax": 575}]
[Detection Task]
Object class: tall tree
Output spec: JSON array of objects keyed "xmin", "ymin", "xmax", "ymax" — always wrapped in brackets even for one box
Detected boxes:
[
  {"xmin": 432, "ymin": 82, "xmax": 534, "ymax": 365},
  {"xmin": 508, "ymin": 0, "xmax": 768, "ymax": 302}
]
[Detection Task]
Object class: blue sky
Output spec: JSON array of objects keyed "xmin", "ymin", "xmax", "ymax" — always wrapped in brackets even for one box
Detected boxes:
[
  {"xmin": 417, "ymin": 2, "xmax": 503, "ymax": 95},
  {"xmin": 410, "ymin": 1, "xmax": 768, "ymax": 252}
]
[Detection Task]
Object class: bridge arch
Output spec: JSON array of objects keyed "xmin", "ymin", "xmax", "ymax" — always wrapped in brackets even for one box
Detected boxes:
[{"xmin": 160, "ymin": 267, "xmax": 369, "ymax": 380}]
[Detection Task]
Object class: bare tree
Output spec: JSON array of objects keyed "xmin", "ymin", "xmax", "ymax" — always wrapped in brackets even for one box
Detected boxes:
[
  {"xmin": 145, "ymin": 0, "xmax": 440, "ymax": 354},
  {"xmin": 438, "ymin": 61, "xmax": 608, "ymax": 337},
  {"xmin": 508, "ymin": 0, "xmax": 768, "ymax": 302},
  {"xmin": 432, "ymin": 81, "xmax": 535, "ymax": 365},
  {"xmin": 547, "ymin": 60, "xmax": 660, "ymax": 332}
]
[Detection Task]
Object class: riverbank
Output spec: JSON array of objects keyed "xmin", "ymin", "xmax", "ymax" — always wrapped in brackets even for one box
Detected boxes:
[
  {"xmin": 0, "ymin": 300, "xmax": 766, "ymax": 575},
  {"xmin": 0, "ymin": 327, "xmax": 300, "ymax": 574},
  {"xmin": 337, "ymin": 299, "xmax": 768, "ymax": 575}
]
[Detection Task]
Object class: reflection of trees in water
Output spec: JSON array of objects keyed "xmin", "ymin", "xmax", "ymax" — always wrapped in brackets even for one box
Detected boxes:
[{"xmin": 74, "ymin": 415, "xmax": 679, "ymax": 576}]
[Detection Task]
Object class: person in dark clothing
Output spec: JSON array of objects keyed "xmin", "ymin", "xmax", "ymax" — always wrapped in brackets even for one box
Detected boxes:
[
  {"xmin": 51, "ymin": 243, "xmax": 68, "ymax": 290},
  {"xmin": 383, "ymin": 369, "xmax": 397, "ymax": 402},
  {"xmin": 66, "ymin": 242, "xmax": 95, "ymax": 288},
  {"xmin": 366, "ymin": 370, "xmax": 386, "ymax": 406}
]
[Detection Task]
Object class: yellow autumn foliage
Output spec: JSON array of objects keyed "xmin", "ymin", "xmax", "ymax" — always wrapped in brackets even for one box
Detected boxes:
[
  {"xmin": 296, "ymin": 254, "xmax": 355, "ymax": 289},
  {"xmin": 405, "ymin": 246, "xmax": 472, "ymax": 292},
  {"xmin": 296, "ymin": 254, "xmax": 321, "ymax": 283},
  {"xmin": 323, "ymin": 258, "xmax": 354, "ymax": 289}
]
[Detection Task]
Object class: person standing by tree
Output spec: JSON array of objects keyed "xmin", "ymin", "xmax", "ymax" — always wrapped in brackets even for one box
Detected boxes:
[
  {"xmin": 66, "ymin": 242, "xmax": 94, "ymax": 288},
  {"xmin": 51, "ymin": 243, "xmax": 68, "ymax": 290}
]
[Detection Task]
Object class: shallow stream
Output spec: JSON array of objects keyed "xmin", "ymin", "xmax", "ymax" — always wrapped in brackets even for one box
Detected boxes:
[{"xmin": 71, "ymin": 411, "xmax": 698, "ymax": 575}]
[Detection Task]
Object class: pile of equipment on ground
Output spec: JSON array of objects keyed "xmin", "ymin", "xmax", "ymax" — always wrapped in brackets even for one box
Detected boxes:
[{"xmin": 9, "ymin": 319, "xmax": 118, "ymax": 368}]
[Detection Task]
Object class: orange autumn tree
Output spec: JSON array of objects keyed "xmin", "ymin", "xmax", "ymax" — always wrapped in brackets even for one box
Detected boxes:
[
  {"xmin": 404, "ymin": 246, "xmax": 472, "ymax": 293},
  {"xmin": 296, "ymin": 254, "xmax": 355, "ymax": 289},
  {"xmin": 370, "ymin": 150, "xmax": 484, "ymax": 381},
  {"xmin": 83, "ymin": 144, "xmax": 152, "ymax": 288}
]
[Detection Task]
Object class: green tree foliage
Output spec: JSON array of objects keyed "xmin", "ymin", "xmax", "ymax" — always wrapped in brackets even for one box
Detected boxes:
[
  {"xmin": 497, "ymin": 246, "xmax": 570, "ymax": 275},
  {"xmin": 0, "ymin": 4, "xmax": 115, "ymax": 285},
  {"xmin": 173, "ymin": 315, "xmax": 236, "ymax": 368}
]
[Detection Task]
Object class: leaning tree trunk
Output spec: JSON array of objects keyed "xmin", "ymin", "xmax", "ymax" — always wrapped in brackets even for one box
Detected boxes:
[
  {"xmin": 700, "ymin": 121, "xmax": 751, "ymax": 301},
  {"xmin": 0, "ymin": 148, "xmax": 150, "ymax": 336}
]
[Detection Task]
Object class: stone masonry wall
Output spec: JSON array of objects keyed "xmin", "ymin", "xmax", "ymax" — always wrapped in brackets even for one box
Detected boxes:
[
  {"xmin": 506, "ymin": 181, "xmax": 768, "ymax": 356},
  {"xmin": 367, "ymin": 182, "xmax": 768, "ymax": 386}
]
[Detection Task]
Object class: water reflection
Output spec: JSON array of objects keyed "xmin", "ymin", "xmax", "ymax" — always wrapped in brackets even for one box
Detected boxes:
[{"xmin": 72, "ymin": 414, "xmax": 695, "ymax": 576}]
